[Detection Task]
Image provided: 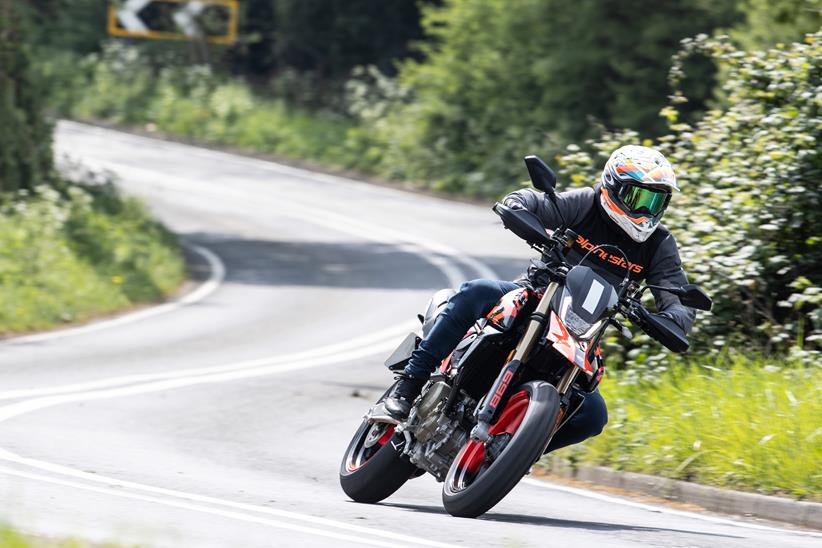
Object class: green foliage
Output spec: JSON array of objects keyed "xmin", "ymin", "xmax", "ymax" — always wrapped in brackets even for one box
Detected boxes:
[
  {"xmin": 0, "ymin": 170, "xmax": 185, "ymax": 334},
  {"xmin": 0, "ymin": 524, "xmax": 107, "ymax": 547},
  {"xmin": 547, "ymin": 354, "xmax": 822, "ymax": 500},
  {"xmin": 267, "ymin": 0, "xmax": 427, "ymax": 78},
  {"xmin": 60, "ymin": 44, "xmax": 357, "ymax": 168},
  {"xmin": 357, "ymin": 0, "xmax": 738, "ymax": 196},
  {"xmin": 0, "ymin": 1, "xmax": 54, "ymax": 193},
  {"xmin": 557, "ymin": 32, "xmax": 822, "ymax": 362},
  {"xmin": 729, "ymin": 0, "xmax": 821, "ymax": 49},
  {"xmin": 24, "ymin": 0, "xmax": 108, "ymax": 55}
]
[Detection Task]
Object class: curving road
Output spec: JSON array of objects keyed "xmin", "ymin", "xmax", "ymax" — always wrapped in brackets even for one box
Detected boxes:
[{"xmin": 0, "ymin": 121, "xmax": 817, "ymax": 547}]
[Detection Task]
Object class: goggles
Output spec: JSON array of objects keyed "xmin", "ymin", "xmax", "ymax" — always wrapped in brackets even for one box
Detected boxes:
[{"xmin": 618, "ymin": 184, "xmax": 670, "ymax": 215}]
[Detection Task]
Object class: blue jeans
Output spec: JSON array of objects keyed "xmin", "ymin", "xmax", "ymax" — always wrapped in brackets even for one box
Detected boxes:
[{"xmin": 404, "ymin": 278, "xmax": 608, "ymax": 453}]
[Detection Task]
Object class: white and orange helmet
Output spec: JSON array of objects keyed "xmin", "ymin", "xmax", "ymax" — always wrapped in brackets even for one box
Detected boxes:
[{"xmin": 599, "ymin": 145, "xmax": 678, "ymax": 242}]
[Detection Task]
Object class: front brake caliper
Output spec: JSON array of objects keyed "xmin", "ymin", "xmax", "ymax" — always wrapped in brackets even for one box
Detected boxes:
[{"xmin": 485, "ymin": 433, "xmax": 513, "ymax": 462}]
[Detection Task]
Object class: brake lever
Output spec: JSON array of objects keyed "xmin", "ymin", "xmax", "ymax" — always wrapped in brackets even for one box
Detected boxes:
[
  {"xmin": 621, "ymin": 301, "xmax": 647, "ymax": 329},
  {"xmin": 608, "ymin": 317, "xmax": 633, "ymax": 339}
]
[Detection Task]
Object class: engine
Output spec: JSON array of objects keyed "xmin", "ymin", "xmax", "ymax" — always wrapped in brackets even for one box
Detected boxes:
[{"xmin": 403, "ymin": 380, "xmax": 475, "ymax": 481}]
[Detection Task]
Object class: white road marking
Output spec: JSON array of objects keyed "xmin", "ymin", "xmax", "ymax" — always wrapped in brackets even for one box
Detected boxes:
[
  {"xmin": 521, "ymin": 478, "xmax": 822, "ymax": 537},
  {"xmin": 0, "ymin": 464, "xmax": 457, "ymax": 548},
  {"xmin": 0, "ymin": 323, "xmax": 453, "ymax": 546},
  {"xmin": 0, "ymin": 321, "xmax": 416, "ymax": 401},
  {"xmin": 1, "ymin": 245, "xmax": 225, "ymax": 346},
  {"xmin": 0, "ymin": 330, "xmax": 409, "ymax": 423}
]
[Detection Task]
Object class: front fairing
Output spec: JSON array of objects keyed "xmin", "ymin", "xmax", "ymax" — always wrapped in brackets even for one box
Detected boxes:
[
  {"xmin": 545, "ymin": 266, "xmax": 617, "ymax": 376},
  {"xmin": 545, "ymin": 311, "xmax": 600, "ymax": 376}
]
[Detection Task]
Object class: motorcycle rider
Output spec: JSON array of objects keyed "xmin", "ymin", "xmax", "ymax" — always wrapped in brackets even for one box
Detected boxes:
[{"xmin": 385, "ymin": 145, "xmax": 696, "ymax": 453}]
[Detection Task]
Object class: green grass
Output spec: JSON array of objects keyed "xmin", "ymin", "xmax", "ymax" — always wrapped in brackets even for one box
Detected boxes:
[
  {"xmin": 0, "ymin": 525, "xmax": 127, "ymax": 547},
  {"xmin": 0, "ymin": 180, "xmax": 185, "ymax": 334},
  {"xmin": 546, "ymin": 353, "xmax": 822, "ymax": 500},
  {"xmin": 0, "ymin": 526, "xmax": 82, "ymax": 547}
]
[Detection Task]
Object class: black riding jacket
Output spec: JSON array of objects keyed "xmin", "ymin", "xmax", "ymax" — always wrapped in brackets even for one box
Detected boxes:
[{"xmin": 504, "ymin": 184, "xmax": 696, "ymax": 334}]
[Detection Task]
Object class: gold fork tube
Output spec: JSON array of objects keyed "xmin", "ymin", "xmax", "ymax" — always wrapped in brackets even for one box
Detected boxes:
[
  {"xmin": 555, "ymin": 367, "xmax": 579, "ymax": 396},
  {"xmin": 511, "ymin": 282, "xmax": 559, "ymax": 363}
]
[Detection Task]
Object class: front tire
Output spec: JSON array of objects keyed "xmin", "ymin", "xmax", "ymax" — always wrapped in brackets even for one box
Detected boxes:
[{"xmin": 442, "ymin": 381, "xmax": 560, "ymax": 518}]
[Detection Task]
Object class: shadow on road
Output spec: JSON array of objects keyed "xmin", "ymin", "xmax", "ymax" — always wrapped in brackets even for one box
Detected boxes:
[
  {"xmin": 378, "ymin": 502, "xmax": 744, "ymax": 538},
  {"xmin": 182, "ymin": 232, "xmax": 527, "ymax": 290}
]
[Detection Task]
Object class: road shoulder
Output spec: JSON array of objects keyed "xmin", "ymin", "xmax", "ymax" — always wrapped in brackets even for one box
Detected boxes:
[{"xmin": 536, "ymin": 457, "xmax": 822, "ymax": 530}]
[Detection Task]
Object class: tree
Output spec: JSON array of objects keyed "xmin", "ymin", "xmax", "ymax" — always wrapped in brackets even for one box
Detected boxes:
[
  {"xmin": 225, "ymin": 0, "xmax": 431, "ymax": 105},
  {"xmin": 371, "ymin": 0, "xmax": 739, "ymax": 196},
  {"xmin": 0, "ymin": 0, "xmax": 53, "ymax": 193}
]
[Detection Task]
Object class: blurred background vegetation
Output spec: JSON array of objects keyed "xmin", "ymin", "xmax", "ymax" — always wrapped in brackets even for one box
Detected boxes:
[
  {"xmin": 0, "ymin": 0, "xmax": 185, "ymax": 334},
  {"xmin": 1, "ymin": 0, "xmax": 820, "ymax": 497}
]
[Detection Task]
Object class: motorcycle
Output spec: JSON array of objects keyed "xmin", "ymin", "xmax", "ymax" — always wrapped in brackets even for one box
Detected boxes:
[{"xmin": 339, "ymin": 155, "xmax": 712, "ymax": 518}]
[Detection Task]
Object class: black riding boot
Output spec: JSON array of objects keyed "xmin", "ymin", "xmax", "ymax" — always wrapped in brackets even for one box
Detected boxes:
[{"xmin": 384, "ymin": 375, "xmax": 427, "ymax": 420}]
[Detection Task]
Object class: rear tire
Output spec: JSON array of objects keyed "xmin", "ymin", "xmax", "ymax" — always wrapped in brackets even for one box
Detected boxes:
[
  {"xmin": 442, "ymin": 381, "xmax": 560, "ymax": 518},
  {"xmin": 339, "ymin": 389, "xmax": 418, "ymax": 503}
]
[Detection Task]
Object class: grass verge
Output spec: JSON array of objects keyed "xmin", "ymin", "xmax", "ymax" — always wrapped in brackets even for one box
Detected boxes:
[
  {"xmin": 0, "ymin": 525, "xmax": 125, "ymax": 547},
  {"xmin": 0, "ymin": 171, "xmax": 185, "ymax": 335},
  {"xmin": 544, "ymin": 352, "xmax": 821, "ymax": 501}
]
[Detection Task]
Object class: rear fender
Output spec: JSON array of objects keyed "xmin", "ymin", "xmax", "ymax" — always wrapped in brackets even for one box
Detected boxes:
[
  {"xmin": 421, "ymin": 288, "xmax": 457, "ymax": 338},
  {"xmin": 385, "ymin": 288, "xmax": 457, "ymax": 371},
  {"xmin": 384, "ymin": 332, "xmax": 421, "ymax": 371}
]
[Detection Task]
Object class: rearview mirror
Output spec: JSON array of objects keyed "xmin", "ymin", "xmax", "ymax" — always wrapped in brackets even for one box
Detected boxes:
[
  {"xmin": 678, "ymin": 284, "xmax": 712, "ymax": 311},
  {"xmin": 492, "ymin": 202, "xmax": 553, "ymax": 246},
  {"xmin": 524, "ymin": 155, "xmax": 557, "ymax": 198}
]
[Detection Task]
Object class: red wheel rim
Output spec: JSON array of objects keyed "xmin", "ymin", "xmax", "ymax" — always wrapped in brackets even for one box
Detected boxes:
[
  {"xmin": 448, "ymin": 390, "xmax": 530, "ymax": 491},
  {"xmin": 345, "ymin": 423, "xmax": 395, "ymax": 472}
]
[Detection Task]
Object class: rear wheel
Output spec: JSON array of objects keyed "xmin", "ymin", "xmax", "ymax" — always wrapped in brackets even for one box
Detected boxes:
[
  {"xmin": 442, "ymin": 381, "xmax": 560, "ymax": 518},
  {"xmin": 339, "ymin": 390, "xmax": 418, "ymax": 503}
]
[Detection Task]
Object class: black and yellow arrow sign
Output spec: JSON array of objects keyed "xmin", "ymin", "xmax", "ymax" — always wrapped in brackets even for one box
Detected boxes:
[{"xmin": 107, "ymin": 0, "xmax": 238, "ymax": 45}]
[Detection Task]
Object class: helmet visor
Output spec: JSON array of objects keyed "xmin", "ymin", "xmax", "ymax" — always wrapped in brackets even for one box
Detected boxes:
[{"xmin": 619, "ymin": 184, "xmax": 669, "ymax": 215}]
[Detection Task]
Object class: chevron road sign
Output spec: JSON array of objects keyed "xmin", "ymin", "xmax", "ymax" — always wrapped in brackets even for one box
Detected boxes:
[{"xmin": 107, "ymin": 0, "xmax": 238, "ymax": 44}]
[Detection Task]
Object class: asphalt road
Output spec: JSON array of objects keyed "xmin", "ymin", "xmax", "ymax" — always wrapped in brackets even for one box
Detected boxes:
[{"xmin": 0, "ymin": 121, "xmax": 817, "ymax": 547}]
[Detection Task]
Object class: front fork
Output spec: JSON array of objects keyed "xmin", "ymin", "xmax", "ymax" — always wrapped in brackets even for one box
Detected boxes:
[{"xmin": 471, "ymin": 282, "xmax": 578, "ymax": 441}]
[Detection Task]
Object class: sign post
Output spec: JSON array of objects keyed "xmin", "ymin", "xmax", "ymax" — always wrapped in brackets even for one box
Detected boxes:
[{"xmin": 107, "ymin": 0, "xmax": 238, "ymax": 44}]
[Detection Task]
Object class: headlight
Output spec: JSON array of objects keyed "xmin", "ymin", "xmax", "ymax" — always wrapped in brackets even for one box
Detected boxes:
[
  {"xmin": 559, "ymin": 295, "xmax": 603, "ymax": 341},
  {"xmin": 561, "ymin": 302, "xmax": 592, "ymax": 337}
]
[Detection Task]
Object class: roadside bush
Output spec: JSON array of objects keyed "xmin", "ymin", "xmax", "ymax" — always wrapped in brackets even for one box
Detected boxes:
[
  {"xmin": 548, "ymin": 353, "xmax": 822, "ymax": 500},
  {"xmin": 60, "ymin": 44, "xmax": 355, "ymax": 170},
  {"xmin": 0, "ymin": 169, "xmax": 185, "ymax": 334}
]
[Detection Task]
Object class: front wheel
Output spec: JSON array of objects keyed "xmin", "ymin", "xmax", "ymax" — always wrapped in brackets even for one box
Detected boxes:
[{"xmin": 442, "ymin": 381, "xmax": 560, "ymax": 518}]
